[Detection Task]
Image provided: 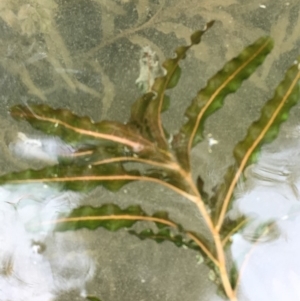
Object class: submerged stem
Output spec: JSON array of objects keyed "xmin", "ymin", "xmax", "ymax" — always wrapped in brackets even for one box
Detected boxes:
[{"xmin": 183, "ymin": 171, "xmax": 236, "ymax": 301}]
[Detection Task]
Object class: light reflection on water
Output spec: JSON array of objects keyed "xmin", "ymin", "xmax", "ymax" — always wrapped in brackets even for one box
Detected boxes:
[
  {"xmin": 230, "ymin": 126, "xmax": 300, "ymax": 301},
  {"xmin": 0, "ymin": 132, "xmax": 96, "ymax": 300}
]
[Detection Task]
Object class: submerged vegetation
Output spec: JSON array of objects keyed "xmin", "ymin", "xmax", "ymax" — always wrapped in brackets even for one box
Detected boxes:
[{"xmin": 1, "ymin": 19, "xmax": 300, "ymax": 300}]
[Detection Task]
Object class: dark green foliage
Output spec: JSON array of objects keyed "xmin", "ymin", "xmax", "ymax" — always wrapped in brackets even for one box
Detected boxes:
[
  {"xmin": 212, "ymin": 55, "xmax": 300, "ymax": 226},
  {"xmin": 229, "ymin": 265, "xmax": 239, "ymax": 291},
  {"xmin": 54, "ymin": 204, "xmax": 145, "ymax": 232},
  {"xmin": 31, "ymin": 203, "xmax": 214, "ymax": 260},
  {"xmin": 0, "ymin": 162, "xmax": 139, "ymax": 192},
  {"xmin": 172, "ymin": 37, "xmax": 274, "ymax": 171}
]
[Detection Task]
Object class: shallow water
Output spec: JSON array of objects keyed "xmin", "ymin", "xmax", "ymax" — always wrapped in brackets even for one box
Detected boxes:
[{"xmin": 0, "ymin": 1, "xmax": 300, "ymax": 301}]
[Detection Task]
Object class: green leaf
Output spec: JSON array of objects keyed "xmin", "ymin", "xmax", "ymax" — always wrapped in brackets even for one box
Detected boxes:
[
  {"xmin": 56, "ymin": 204, "xmax": 146, "ymax": 232},
  {"xmin": 213, "ymin": 56, "xmax": 300, "ymax": 227},
  {"xmin": 26, "ymin": 203, "xmax": 216, "ymax": 265},
  {"xmin": 229, "ymin": 264, "xmax": 239, "ymax": 291},
  {"xmin": 129, "ymin": 228, "xmax": 197, "ymax": 249},
  {"xmin": 26, "ymin": 204, "xmax": 149, "ymax": 232},
  {"xmin": 166, "ymin": 65, "xmax": 181, "ymax": 89},
  {"xmin": 0, "ymin": 163, "xmax": 139, "ymax": 192},
  {"xmin": 234, "ymin": 59, "xmax": 300, "ymax": 167},
  {"xmin": 9, "ymin": 104, "xmax": 154, "ymax": 155},
  {"xmin": 128, "ymin": 227, "xmax": 214, "ymax": 262},
  {"xmin": 172, "ymin": 36, "xmax": 274, "ymax": 171},
  {"xmin": 134, "ymin": 21, "xmax": 214, "ymax": 150}
]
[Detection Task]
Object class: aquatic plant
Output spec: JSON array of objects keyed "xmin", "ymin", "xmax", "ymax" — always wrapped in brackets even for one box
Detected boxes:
[{"xmin": 1, "ymin": 21, "xmax": 300, "ymax": 301}]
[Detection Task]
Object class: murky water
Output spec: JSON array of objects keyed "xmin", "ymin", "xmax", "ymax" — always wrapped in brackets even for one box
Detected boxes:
[{"xmin": 0, "ymin": 1, "xmax": 300, "ymax": 300}]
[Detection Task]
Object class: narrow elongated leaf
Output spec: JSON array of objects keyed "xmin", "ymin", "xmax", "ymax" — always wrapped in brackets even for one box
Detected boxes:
[
  {"xmin": 129, "ymin": 228, "xmax": 202, "ymax": 251},
  {"xmin": 0, "ymin": 159, "xmax": 192, "ymax": 195},
  {"xmin": 133, "ymin": 21, "xmax": 214, "ymax": 150},
  {"xmin": 26, "ymin": 204, "xmax": 150, "ymax": 233},
  {"xmin": 10, "ymin": 104, "xmax": 155, "ymax": 156},
  {"xmin": 214, "ymin": 57, "xmax": 300, "ymax": 228},
  {"xmin": 229, "ymin": 265, "xmax": 239, "ymax": 290},
  {"xmin": 27, "ymin": 204, "xmax": 216, "ymax": 264},
  {"xmin": 129, "ymin": 227, "xmax": 215, "ymax": 267},
  {"xmin": 173, "ymin": 37, "xmax": 274, "ymax": 170},
  {"xmin": 0, "ymin": 163, "xmax": 139, "ymax": 192},
  {"xmin": 234, "ymin": 61, "xmax": 300, "ymax": 167},
  {"xmin": 54, "ymin": 204, "xmax": 147, "ymax": 231}
]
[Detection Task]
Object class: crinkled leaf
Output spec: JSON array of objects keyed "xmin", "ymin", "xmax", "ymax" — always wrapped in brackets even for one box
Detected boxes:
[
  {"xmin": 129, "ymin": 227, "xmax": 216, "ymax": 265},
  {"xmin": 173, "ymin": 36, "xmax": 274, "ymax": 171},
  {"xmin": 129, "ymin": 228, "xmax": 200, "ymax": 250},
  {"xmin": 0, "ymin": 163, "xmax": 139, "ymax": 192},
  {"xmin": 214, "ymin": 57, "xmax": 300, "ymax": 226},
  {"xmin": 27, "ymin": 204, "xmax": 215, "ymax": 263},
  {"xmin": 9, "ymin": 104, "xmax": 155, "ymax": 156},
  {"xmin": 128, "ymin": 228, "xmax": 214, "ymax": 262},
  {"xmin": 138, "ymin": 21, "xmax": 214, "ymax": 150},
  {"xmin": 234, "ymin": 58, "xmax": 300, "ymax": 167},
  {"xmin": 26, "ymin": 204, "xmax": 148, "ymax": 232},
  {"xmin": 55, "ymin": 204, "xmax": 147, "ymax": 232},
  {"xmin": 29, "ymin": 203, "xmax": 165, "ymax": 232},
  {"xmin": 0, "ymin": 156, "xmax": 191, "ymax": 195}
]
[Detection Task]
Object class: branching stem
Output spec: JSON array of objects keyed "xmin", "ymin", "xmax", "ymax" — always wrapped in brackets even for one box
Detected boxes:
[{"xmin": 183, "ymin": 171, "xmax": 237, "ymax": 301}]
